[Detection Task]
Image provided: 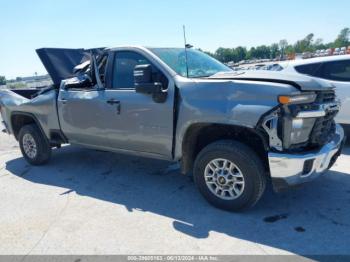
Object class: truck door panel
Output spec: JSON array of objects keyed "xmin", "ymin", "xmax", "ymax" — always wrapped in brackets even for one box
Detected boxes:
[
  {"xmin": 57, "ymin": 88, "xmax": 113, "ymax": 148},
  {"xmin": 104, "ymin": 51, "xmax": 174, "ymax": 157}
]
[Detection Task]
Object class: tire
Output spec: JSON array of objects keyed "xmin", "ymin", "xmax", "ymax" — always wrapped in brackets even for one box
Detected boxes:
[
  {"xmin": 18, "ymin": 124, "xmax": 51, "ymax": 165},
  {"xmin": 193, "ymin": 140, "xmax": 266, "ymax": 211}
]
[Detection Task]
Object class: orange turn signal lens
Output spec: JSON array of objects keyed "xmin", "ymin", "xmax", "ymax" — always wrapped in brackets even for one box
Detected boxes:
[
  {"xmin": 278, "ymin": 96, "xmax": 291, "ymax": 104},
  {"xmin": 278, "ymin": 93, "xmax": 317, "ymax": 105}
]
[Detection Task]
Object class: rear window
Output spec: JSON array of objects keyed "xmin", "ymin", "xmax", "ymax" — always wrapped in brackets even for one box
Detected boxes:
[
  {"xmin": 294, "ymin": 60, "xmax": 350, "ymax": 82},
  {"xmin": 295, "ymin": 63, "xmax": 322, "ymax": 76},
  {"xmin": 320, "ymin": 60, "xmax": 350, "ymax": 82}
]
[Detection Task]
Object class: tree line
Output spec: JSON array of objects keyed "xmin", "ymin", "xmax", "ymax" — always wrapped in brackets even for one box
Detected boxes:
[
  {"xmin": 0, "ymin": 76, "xmax": 6, "ymax": 85},
  {"xmin": 0, "ymin": 27, "xmax": 349, "ymax": 84},
  {"xmin": 203, "ymin": 27, "xmax": 350, "ymax": 63}
]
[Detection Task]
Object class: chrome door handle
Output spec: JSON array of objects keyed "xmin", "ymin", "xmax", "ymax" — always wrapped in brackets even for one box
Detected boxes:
[
  {"xmin": 106, "ymin": 99, "xmax": 121, "ymax": 114},
  {"xmin": 106, "ymin": 99, "xmax": 120, "ymax": 105},
  {"xmin": 60, "ymin": 98, "xmax": 68, "ymax": 104}
]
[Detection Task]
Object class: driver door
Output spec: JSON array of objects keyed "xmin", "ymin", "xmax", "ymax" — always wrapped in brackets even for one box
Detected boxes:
[{"xmin": 102, "ymin": 50, "xmax": 175, "ymax": 158}]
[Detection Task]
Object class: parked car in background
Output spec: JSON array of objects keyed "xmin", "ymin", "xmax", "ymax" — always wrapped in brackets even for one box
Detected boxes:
[
  {"xmin": 340, "ymin": 47, "xmax": 347, "ymax": 55},
  {"xmin": 269, "ymin": 55, "xmax": 350, "ymax": 127},
  {"xmin": 333, "ymin": 48, "xmax": 340, "ymax": 55}
]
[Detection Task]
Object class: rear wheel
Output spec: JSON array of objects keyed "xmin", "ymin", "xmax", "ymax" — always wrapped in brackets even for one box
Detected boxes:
[
  {"xmin": 18, "ymin": 124, "xmax": 51, "ymax": 165},
  {"xmin": 193, "ymin": 140, "xmax": 266, "ymax": 211}
]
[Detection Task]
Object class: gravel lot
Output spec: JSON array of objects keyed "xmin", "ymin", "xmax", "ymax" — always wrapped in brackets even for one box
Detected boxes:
[{"xmin": 0, "ymin": 130, "xmax": 349, "ymax": 256}]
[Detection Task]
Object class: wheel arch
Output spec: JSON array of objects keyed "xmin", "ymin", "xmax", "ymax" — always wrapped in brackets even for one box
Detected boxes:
[
  {"xmin": 180, "ymin": 123, "xmax": 269, "ymax": 175},
  {"xmin": 10, "ymin": 112, "xmax": 47, "ymax": 141}
]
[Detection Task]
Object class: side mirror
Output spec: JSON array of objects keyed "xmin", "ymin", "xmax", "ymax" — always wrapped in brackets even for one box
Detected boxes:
[
  {"xmin": 134, "ymin": 64, "xmax": 161, "ymax": 94},
  {"xmin": 134, "ymin": 64, "xmax": 167, "ymax": 103},
  {"xmin": 134, "ymin": 64, "xmax": 152, "ymax": 84}
]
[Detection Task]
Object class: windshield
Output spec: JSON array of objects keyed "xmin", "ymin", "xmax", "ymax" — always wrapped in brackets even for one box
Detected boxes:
[{"xmin": 149, "ymin": 48, "xmax": 232, "ymax": 78}]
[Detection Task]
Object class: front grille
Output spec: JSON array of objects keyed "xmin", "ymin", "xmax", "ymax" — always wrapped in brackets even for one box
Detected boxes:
[
  {"xmin": 309, "ymin": 90, "xmax": 337, "ymax": 147},
  {"xmin": 310, "ymin": 111, "xmax": 337, "ymax": 146},
  {"xmin": 315, "ymin": 90, "xmax": 336, "ymax": 104}
]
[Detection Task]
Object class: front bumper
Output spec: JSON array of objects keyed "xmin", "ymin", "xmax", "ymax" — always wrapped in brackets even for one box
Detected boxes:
[{"xmin": 268, "ymin": 124, "xmax": 345, "ymax": 191}]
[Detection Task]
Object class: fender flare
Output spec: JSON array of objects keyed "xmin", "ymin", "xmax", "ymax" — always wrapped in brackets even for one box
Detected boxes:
[{"xmin": 10, "ymin": 111, "xmax": 48, "ymax": 141}]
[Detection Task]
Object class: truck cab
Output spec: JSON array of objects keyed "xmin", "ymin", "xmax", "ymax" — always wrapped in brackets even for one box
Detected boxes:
[{"xmin": 56, "ymin": 47, "xmax": 177, "ymax": 159}]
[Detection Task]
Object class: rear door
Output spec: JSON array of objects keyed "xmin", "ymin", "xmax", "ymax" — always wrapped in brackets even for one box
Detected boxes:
[{"xmin": 57, "ymin": 85, "xmax": 113, "ymax": 148}]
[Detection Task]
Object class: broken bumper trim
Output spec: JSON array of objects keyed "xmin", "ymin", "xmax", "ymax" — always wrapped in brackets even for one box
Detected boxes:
[{"xmin": 268, "ymin": 124, "xmax": 345, "ymax": 191}]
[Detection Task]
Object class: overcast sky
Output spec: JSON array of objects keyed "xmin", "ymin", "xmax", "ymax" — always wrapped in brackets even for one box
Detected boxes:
[{"xmin": 0, "ymin": 0, "xmax": 349, "ymax": 79}]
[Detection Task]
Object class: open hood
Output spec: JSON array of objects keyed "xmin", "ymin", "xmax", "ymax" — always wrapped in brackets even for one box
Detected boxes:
[
  {"xmin": 209, "ymin": 71, "xmax": 334, "ymax": 91},
  {"xmin": 36, "ymin": 48, "xmax": 104, "ymax": 86}
]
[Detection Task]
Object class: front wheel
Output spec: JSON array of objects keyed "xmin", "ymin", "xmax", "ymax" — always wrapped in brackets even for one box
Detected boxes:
[
  {"xmin": 18, "ymin": 124, "xmax": 51, "ymax": 165},
  {"xmin": 193, "ymin": 140, "xmax": 266, "ymax": 211}
]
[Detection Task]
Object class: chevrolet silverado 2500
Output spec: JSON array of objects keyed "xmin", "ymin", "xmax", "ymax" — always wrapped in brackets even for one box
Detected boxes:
[{"xmin": 0, "ymin": 47, "xmax": 345, "ymax": 211}]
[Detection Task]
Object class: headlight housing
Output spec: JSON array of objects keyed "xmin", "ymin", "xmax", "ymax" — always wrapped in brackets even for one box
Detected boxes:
[
  {"xmin": 264, "ymin": 91, "xmax": 338, "ymax": 151},
  {"xmin": 278, "ymin": 93, "xmax": 318, "ymax": 149},
  {"xmin": 279, "ymin": 93, "xmax": 317, "ymax": 105},
  {"xmin": 288, "ymin": 118, "xmax": 316, "ymax": 146}
]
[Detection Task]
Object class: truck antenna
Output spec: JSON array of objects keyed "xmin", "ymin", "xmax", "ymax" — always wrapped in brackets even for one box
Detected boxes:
[{"xmin": 183, "ymin": 25, "xmax": 191, "ymax": 78}]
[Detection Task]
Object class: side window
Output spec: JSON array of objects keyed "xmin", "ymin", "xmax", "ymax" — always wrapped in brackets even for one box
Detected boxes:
[
  {"xmin": 320, "ymin": 60, "xmax": 350, "ymax": 82},
  {"xmin": 112, "ymin": 51, "xmax": 151, "ymax": 89},
  {"xmin": 112, "ymin": 51, "xmax": 168, "ymax": 89},
  {"xmin": 295, "ymin": 63, "xmax": 322, "ymax": 76}
]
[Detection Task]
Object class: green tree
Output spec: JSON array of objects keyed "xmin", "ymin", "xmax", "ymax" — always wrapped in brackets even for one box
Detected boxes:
[
  {"xmin": 248, "ymin": 45, "xmax": 271, "ymax": 59},
  {"xmin": 0, "ymin": 76, "xmax": 6, "ymax": 85},
  {"xmin": 305, "ymin": 33, "xmax": 314, "ymax": 46},
  {"xmin": 259, "ymin": 45, "xmax": 271, "ymax": 58},
  {"xmin": 284, "ymin": 45, "xmax": 295, "ymax": 55},
  {"xmin": 233, "ymin": 46, "xmax": 247, "ymax": 62},
  {"xmin": 333, "ymin": 27, "xmax": 350, "ymax": 47},
  {"xmin": 204, "ymin": 27, "xmax": 349, "ymax": 63},
  {"xmin": 215, "ymin": 47, "xmax": 234, "ymax": 62},
  {"xmin": 294, "ymin": 33, "xmax": 314, "ymax": 53},
  {"xmin": 247, "ymin": 47, "xmax": 256, "ymax": 59},
  {"xmin": 270, "ymin": 43, "xmax": 280, "ymax": 59},
  {"xmin": 313, "ymin": 38, "xmax": 326, "ymax": 50},
  {"xmin": 279, "ymin": 39, "xmax": 288, "ymax": 58}
]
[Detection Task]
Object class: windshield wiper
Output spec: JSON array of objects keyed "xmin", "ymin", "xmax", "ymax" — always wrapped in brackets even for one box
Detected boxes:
[{"xmin": 190, "ymin": 75, "xmax": 212, "ymax": 78}]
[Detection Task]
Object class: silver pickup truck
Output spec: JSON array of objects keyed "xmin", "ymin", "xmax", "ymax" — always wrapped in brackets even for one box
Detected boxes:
[{"xmin": 0, "ymin": 47, "xmax": 345, "ymax": 211}]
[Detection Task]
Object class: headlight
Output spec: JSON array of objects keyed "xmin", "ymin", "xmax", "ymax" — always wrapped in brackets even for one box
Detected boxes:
[
  {"xmin": 289, "ymin": 118, "xmax": 316, "ymax": 145},
  {"xmin": 279, "ymin": 93, "xmax": 317, "ymax": 105}
]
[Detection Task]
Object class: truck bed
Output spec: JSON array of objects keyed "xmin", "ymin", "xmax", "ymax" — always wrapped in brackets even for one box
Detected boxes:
[{"xmin": 10, "ymin": 88, "xmax": 43, "ymax": 99}]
